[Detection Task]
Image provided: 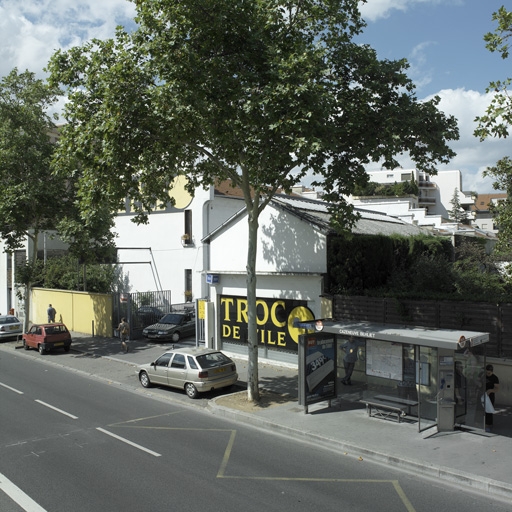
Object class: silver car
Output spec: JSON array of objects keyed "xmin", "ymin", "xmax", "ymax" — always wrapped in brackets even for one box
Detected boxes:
[
  {"xmin": 136, "ymin": 347, "xmax": 238, "ymax": 399},
  {"xmin": 0, "ymin": 315, "xmax": 22, "ymax": 340}
]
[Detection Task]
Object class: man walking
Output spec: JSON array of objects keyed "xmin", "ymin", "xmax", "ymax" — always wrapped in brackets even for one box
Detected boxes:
[{"xmin": 118, "ymin": 317, "xmax": 130, "ymax": 353}]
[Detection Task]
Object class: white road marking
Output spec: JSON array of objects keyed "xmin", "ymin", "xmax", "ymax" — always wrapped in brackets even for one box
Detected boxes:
[
  {"xmin": 0, "ymin": 472, "xmax": 48, "ymax": 512},
  {"xmin": 96, "ymin": 427, "xmax": 162, "ymax": 457},
  {"xmin": 34, "ymin": 400, "xmax": 78, "ymax": 419},
  {"xmin": 0, "ymin": 382, "xmax": 24, "ymax": 394}
]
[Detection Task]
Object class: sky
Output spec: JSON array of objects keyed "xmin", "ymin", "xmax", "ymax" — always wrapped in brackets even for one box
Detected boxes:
[{"xmin": 0, "ymin": 0, "xmax": 510, "ymax": 193}]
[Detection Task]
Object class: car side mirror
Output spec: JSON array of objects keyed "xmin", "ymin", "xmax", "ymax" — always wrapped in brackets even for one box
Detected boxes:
[{"xmin": 151, "ymin": 362, "xmax": 156, "ymax": 367}]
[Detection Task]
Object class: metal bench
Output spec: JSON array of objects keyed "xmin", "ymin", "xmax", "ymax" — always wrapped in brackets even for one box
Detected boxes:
[
  {"xmin": 374, "ymin": 395, "xmax": 419, "ymax": 415},
  {"xmin": 361, "ymin": 396, "xmax": 419, "ymax": 423}
]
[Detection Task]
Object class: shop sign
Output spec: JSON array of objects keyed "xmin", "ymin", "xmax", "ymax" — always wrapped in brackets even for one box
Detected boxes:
[{"xmin": 219, "ymin": 295, "xmax": 316, "ymax": 352}]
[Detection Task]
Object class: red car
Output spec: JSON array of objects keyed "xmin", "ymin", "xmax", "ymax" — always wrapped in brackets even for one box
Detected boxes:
[{"xmin": 23, "ymin": 323, "xmax": 72, "ymax": 355}]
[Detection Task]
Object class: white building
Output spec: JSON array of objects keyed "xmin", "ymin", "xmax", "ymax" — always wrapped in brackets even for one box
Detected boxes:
[{"xmin": 347, "ymin": 169, "xmax": 476, "ymax": 230}]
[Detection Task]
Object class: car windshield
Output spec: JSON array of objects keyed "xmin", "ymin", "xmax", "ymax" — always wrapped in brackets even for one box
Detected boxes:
[
  {"xmin": 0, "ymin": 317, "xmax": 18, "ymax": 324},
  {"xmin": 159, "ymin": 314, "xmax": 186, "ymax": 325},
  {"xmin": 196, "ymin": 352, "xmax": 232, "ymax": 369}
]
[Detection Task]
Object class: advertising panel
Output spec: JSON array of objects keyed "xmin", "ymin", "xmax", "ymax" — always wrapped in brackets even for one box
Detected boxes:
[
  {"xmin": 219, "ymin": 295, "xmax": 315, "ymax": 352},
  {"xmin": 298, "ymin": 333, "xmax": 337, "ymax": 406}
]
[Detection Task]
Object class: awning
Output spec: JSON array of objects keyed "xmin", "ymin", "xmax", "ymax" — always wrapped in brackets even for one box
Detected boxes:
[{"xmin": 320, "ymin": 320, "xmax": 489, "ymax": 350}]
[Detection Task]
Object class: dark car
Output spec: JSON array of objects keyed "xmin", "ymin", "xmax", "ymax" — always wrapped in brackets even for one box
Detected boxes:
[
  {"xmin": 142, "ymin": 312, "xmax": 195, "ymax": 342},
  {"xmin": 22, "ymin": 323, "xmax": 72, "ymax": 354},
  {"xmin": 136, "ymin": 306, "xmax": 165, "ymax": 326}
]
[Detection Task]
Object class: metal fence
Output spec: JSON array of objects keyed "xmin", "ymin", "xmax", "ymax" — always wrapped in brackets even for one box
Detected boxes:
[{"xmin": 113, "ymin": 290, "xmax": 173, "ymax": 339}]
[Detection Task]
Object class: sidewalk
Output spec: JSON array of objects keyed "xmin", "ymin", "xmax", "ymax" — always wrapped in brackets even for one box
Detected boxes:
[{"xmin": 9, "ymin": 332, "xmax": 512, "ymax": 500}]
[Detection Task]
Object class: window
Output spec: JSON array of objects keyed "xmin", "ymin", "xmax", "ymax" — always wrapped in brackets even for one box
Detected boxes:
[
  {"xmin": 156, "ymin": 354, "xmax": 172, "ymax": 367},
  {"xmin": 171, "ymin": 353, "xmax": 186, "ymax": 369},
  {"xmin": 185, "ymin": 269, "xmax": 192, "ymax": 301},
  {"xmin": 184, "ymin": 210, "xmax": 192, "ymax": 239}
]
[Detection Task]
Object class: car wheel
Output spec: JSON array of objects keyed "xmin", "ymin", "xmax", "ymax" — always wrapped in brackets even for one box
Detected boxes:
[
  {"xmin": 185, "ymin": 382, "xmax": 198, "ymax": 399},
  {"xmin": 139, "ymin": 371, "xmax": 152, "ymax": 388},
  {"xmin": 23, "ymin": 340, "xmax": 29, "ymax": 350},
  {"xmin": 38, "ymin": 345, "xmax": 45, "ymax": 355},
  {"xmin": 171, "ymin": 331, "xmax": 181, "ymax": 342}
]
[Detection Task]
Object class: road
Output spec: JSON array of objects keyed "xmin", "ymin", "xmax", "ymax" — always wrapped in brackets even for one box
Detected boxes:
[{"xmin": 0, "ymin": 348, "xmax": 510, "ymax": 512}]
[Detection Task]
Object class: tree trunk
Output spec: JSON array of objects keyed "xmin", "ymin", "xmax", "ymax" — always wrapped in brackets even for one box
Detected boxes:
[{"xmin": 246, "ymin": 207, "xmax": 260, "ymax": 402}]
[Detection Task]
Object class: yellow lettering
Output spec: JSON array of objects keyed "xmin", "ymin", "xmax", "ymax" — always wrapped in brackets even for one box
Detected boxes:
[
  {"xmin": 277, "ymin": 331, "xmax": 286, "ymax": 346},
  {"xmin": 232, "ymin": 325, "xmax": 240, "ymax": 340},
  {"xmin": 221, "ymin": 298, "xmax": 234, "ymax": 321},
  {"xmin": 270, "ymin": 301, "xmax": 286, "ymax": 327},
  {"xmin": 237, "ymin": 298, "xmax": 248, "ymax": 323},
  {"xmin": 222, "ymin": 324, "xmax": 232, "ymax": 337},
  {"xmin": 256, "ymin": 300, "xmax": 269, "ymax": 325}
]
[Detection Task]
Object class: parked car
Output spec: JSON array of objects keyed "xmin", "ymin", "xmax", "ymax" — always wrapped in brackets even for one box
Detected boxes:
[
  {"xmin": 0, "ymin": 315, "xmax": 22, "ymax": 340},
  {"xmin": 22, "ymin": 323, "xmax": 72, "ymax": 354},
  {"xmin": 136, "ymin": 347, "xmax": 238, "ymax": 398},
  {"xmin": 136, "ymin": 306, "xmax": 165, "ymax": 326},
  {"xmin": 142, "ymin": 312, "xmax": 195, "ymax": 342}
]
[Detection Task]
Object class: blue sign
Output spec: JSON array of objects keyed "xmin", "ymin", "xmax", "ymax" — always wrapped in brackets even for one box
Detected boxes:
[{"xmin": 206, "ymin": 274, "xmax": 220, "ymax": 284}]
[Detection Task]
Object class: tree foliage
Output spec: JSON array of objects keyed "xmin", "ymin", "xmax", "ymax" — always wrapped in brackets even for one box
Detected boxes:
[
  {"xmin": 331, "ymin": 234, "xmax": 512, "ymax": 302},
  {"xmin": 448, "ymin": 188, "xmax": 468, "ymax": 223},
  {"xmin": 0, "ymin": 69, "xmax": 62, "ymax": 257},
  {"xmin": 47, "ymin": 0, "xmax": 459, "ymax": 401},
  {"xmin": 474, "ymin": 6, "xmax": 512, "ymax": 254},
  {"xmin": 352, "ymin": 179, "xmax": 418, "ymax": 197}
]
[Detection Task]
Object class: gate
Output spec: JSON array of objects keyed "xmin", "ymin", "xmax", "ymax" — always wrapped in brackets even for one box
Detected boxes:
[{"xmin": 113, "ymin": 290, "xmax": 172, "ymax": 340}]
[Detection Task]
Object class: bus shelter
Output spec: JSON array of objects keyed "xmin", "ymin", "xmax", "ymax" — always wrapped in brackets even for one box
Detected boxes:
[{"xmin": 298, "ymin": 320, "xmax": 490, "ymax": 433}]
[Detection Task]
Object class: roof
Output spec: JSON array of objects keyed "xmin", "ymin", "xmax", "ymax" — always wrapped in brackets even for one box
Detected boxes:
[
  {"xmin": 321, "ymin": 320, "xmax": 489, "ymax": 350},
  {"xmin": 206, "ymin": 186, "xmax": 429, "ymax": 242},
  {"xmin": 271, "ymin": 194, "xmax": 428, "ymax": 236},
  {"xmin": 472, "ymin": 193, "xmax": 507, "ymax": 212}
]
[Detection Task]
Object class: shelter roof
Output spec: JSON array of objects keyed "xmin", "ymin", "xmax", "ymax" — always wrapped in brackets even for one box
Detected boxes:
[{"xmin": 321, "ymin": 319, "xmax": 489, "ymax": 350}]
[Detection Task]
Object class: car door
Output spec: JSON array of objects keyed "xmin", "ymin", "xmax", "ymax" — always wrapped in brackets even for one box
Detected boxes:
[
  {"xmin": 183, "ymin": 315, "xmax": 195, "ymax": 338},
  {"xmin": 166, "ymin": 353, "xmax": 188, "ymax": 389},
  {"xmin": 25, "ymin": 325, "xmax": 43, "ymax": 349},
  {"xmin": 148, "ymin": 353, "xmax": 172, "ymax": 386}
]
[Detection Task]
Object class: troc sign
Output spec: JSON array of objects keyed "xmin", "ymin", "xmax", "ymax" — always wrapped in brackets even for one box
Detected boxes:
[{"xmin": 220, "ymin": 295, "xmax": 316, "ymax": 352}]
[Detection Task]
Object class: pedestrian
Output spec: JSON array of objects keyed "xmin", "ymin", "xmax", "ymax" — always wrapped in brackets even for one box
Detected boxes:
[
  {"xmin": 485, "ymin": 364, "xmax": 499, "ymax": 432},
  {"xmin": 47, "ymin": 304, "xmax": 56, "ymax": 323},
  {"xmin": 118, "ymin": 317, "xmax": 130, "ymax": 353},
  {"xmin": 340, "ymin": 336, "xmax": 364, "ymax": 385}
]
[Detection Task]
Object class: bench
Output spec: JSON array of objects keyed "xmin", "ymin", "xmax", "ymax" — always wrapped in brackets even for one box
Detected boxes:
[
  {"xmin": 361, "ymin": 396, "xmax": 419, "ymax": 423},
  {"xmin": 375, "ymin": 395, "xmax": 418, "ymax": 415}
]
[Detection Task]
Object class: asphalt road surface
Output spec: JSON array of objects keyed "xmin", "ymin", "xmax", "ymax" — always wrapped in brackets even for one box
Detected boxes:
[{"xmin": 0, "ymin": 348, "xmax": 510, "ymax": 512}]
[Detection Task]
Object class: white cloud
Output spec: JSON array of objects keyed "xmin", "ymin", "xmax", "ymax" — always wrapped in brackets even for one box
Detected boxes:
[
  {"xmin": 432, "ymin": 88, "xmax": 509, "ymax": 192},
  {"xmin": 365, "ymin": 88, "xmax": 510, "ymax": 193},
  {"xmin": 0, "ymin": 0, "xmax": 136, "ymax": 79},
  {"xmin": 359, "ymin": 0, "xmax": 448, "ymax": 22}
]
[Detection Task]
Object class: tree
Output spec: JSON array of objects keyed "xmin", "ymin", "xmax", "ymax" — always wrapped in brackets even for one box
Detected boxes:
[
  {"xmin": 0, "ymin": 69, "xmax": 65, "ymax": 327},
  {"xmin": 47, "ymin": 0, "xmax": 458, "ymax": 402},
  {"xmin": 475, "ymin": 6, "xmax": 512, "ymax": 253},
  {"xmin": 449, "ymin": 188, "xmax": 468, "ymax": 223}
]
